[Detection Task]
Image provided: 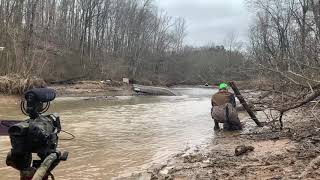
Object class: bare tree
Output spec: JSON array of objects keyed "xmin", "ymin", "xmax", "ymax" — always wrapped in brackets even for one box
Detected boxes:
[
  {"xmin": 248, "ymin": 0, "xmax": 320, "ymax": 89},
  {"xmin": 0, "ymin": 0, "xmax": 246, "ymax": 86}
]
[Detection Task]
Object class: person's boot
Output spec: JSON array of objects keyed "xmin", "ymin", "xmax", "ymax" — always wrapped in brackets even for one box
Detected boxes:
[
  {"xmin": 214, "ymin": 120, "xmax": 220, "ymax": 131},
  {"xmin": 223, "ymin": 105, "xmax": 231, "ymax": 130}
]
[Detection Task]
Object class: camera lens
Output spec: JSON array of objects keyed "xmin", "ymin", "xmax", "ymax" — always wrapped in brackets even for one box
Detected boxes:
[{"xmin": 8, "ymin": 122, "xmax": 29, "ymax": 136}]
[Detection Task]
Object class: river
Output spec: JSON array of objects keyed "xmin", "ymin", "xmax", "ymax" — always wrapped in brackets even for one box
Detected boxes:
[{"xmin": 0, "ymin": 87, "xmax": 217, "ymax": 179}]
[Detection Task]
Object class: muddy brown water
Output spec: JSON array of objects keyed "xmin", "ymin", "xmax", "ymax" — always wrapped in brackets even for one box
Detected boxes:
[{"xmin": 0, "ymin": 87, "xmax": 223, "ymax": 180}]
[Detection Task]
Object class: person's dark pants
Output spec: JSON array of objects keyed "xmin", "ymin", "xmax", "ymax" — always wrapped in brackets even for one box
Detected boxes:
[
  {"xmin": 211, "ymin": 104, "xmax": 242, "ymax": 131},
  {"xmin": 223, "ymin": 105, "xmax": 242, "ymax": 130}
]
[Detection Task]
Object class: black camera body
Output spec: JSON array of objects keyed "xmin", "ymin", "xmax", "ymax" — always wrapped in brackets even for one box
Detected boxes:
[
  {"xmin": 9, "ymin": 114, "xmax": 60, "ymax": 156},
  {"xmin": 6, "ymin": 88, "xmax": 67, "ymax": 174}
]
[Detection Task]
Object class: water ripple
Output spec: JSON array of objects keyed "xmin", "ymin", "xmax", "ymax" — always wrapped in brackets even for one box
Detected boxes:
[{"xmin": 0, "ymin": 88, "xmax": 217, "ymax": 179}]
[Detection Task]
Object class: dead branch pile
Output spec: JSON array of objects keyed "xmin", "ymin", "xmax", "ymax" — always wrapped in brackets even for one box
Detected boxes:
[
  {"xmin": 250, "ymin": 83, "xmax": 320, "ymax": 129},
  {"xmin": 246, "ymin": 0, "xmax": 320, "ymax": 129}
]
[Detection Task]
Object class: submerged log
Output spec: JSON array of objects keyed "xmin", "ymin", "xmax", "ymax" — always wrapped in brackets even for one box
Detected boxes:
[{"xmin": 133, "ymin": 84, "xmax": 176, "ymax": 96}]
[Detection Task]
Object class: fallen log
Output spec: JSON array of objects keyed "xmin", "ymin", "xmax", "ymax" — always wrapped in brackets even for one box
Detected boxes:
[
  {"xmin": 229, "ymin": 81, "xmax": 263, "ymax": 127},
  {"xmin": 279, "ymin": 89, "xmax": 320, "ymax": 113}
]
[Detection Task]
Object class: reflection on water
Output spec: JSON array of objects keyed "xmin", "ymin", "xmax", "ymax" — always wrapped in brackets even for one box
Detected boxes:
[{"xmin": 0, "ymin": 88, "xmax": 217, "ymax": 179}]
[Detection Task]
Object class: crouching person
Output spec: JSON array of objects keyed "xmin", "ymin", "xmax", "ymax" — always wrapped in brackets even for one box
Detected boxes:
[{"xmin": 211, "ymin": 83, "xmax": 242, "ymax": 131}]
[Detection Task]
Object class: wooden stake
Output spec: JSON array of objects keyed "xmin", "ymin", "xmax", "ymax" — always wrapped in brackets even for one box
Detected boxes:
[{"xmin": 229, "ymin": 81, "xmax": 263, "ymax": 127}]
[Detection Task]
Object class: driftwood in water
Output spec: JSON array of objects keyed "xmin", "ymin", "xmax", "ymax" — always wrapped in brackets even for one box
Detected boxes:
[
  {"xmin": 229, "ymin": 81, "xmax": 263, "ymax": 127},
  {"xmin": 133, "ymin": 84, "xmax": 176, "ymax": 96}
]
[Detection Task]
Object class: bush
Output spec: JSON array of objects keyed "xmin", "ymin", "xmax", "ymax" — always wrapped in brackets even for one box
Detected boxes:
[{"xmin": 0, "ymin": 74, "xmax": 46, "ymax": 95}]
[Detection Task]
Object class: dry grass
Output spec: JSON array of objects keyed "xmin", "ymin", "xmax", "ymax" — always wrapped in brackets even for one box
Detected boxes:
[{"xmin": 0, "ymin": 74, "xmax": 46, "ymax": 95}]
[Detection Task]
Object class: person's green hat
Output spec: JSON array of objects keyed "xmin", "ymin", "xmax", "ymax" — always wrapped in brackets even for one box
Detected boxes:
[{"xmin": 219, "ymin": 83, "xmax": 228, "ymax": 90}]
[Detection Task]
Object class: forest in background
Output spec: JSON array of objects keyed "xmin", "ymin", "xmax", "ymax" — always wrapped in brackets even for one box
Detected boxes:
[
  {"xmin": 247, "ymin": 0, "xmax": 320, "ymax": 90},
  {"xmin": 0, "ymin": 0, "xmax": 319, "ymax": 88},
  {"xmin": 0, "ymin": 0, "xmax": 246, "ymax": 85}
]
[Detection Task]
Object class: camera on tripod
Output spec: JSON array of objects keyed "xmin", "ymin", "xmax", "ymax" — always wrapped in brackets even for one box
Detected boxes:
[{"xmin": 6, "ymin": 88, "xmax": 68, "ymax": 179}]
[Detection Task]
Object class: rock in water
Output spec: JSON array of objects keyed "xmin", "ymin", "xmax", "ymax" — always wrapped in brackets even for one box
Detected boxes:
[{"xmin": 235, "ymin": 145, "xmax": 255, "ymax": 156}]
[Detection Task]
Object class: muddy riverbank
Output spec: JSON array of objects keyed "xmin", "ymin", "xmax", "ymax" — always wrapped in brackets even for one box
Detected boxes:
[
  {"xmin": 123, "ymin": 91, "xmax": 320, "ymax": 180},
  {"xmin": 0, "ymin": 95, "xmax": 20, "ymax": 104},
  {"xmin": 50, "ymin": 81, "xmax": 135, "ymax": 97},
  {"xmin": 0, "ymin": 81, "xmax": 135, "ymax": 103}
]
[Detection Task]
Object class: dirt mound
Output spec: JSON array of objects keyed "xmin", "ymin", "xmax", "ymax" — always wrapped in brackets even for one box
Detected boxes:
[{"xmin": 0, "ymin": 74, "xmax": 46, "ymax": 95}]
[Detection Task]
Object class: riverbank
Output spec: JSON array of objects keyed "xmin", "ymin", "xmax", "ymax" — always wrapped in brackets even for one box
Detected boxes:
[
  {"xmin": 0, "ymin": 79, "xmax": 135, "ymax": 100},
  {"xmin": 122, "ymin": 90, "xmax": 320, "ymax": 180},
  {"xmin": 50, "ymin": 80, "xmax": 135, "ymax": 97},
  {"xmin": 0, "ymin": 95, "xmax": 20, "ymax": 104}
]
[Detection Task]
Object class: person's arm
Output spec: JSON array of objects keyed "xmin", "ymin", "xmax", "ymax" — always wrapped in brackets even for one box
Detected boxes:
[
  {"xmin": 211, "ymin": 98, "xmax": 215, "ymax": 106},
  {"xmin": 211, "ymin": 95, "xmax": 216, "ymax": 107}
]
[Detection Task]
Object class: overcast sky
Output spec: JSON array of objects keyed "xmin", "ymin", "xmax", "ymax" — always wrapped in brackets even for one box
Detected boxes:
[{"xmin": 155, "ymin": 0, "xmax": 251, "ymax": 47}]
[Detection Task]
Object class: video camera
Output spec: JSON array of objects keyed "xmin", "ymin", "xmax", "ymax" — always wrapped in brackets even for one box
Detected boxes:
[{"xmin": 6, "ymin": 88, "xmax": 68, "ymax": 179}]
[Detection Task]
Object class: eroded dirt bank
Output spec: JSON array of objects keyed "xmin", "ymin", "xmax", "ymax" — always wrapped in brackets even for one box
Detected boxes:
[
  {"xmin": 123, "ymin": 91, "xmax": 320, "ymax": 180},
  {"xmin": 50, "ymin": 80, "xmax": 135, "ymax": 97},
  {"xmin": 0, "ymin": 81, "xmax": 135, "ymax": 106}
]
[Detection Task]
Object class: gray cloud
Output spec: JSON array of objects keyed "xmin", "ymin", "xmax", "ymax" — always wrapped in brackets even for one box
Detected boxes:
[{"xmin": 155, "ymin": 0, "xmax": 251, "ymax": 46}]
